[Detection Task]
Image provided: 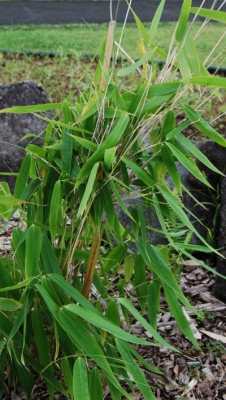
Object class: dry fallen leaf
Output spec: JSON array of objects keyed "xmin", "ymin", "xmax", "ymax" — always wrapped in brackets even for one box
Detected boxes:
[{"xmin": 200, "ymin": 329, "xmax": 226, "ymax": 344}]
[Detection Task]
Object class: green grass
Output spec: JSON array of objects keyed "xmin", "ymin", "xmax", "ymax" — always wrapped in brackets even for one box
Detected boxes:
[
  {"xmin": 0, "ymin": 22, "xmax": 226, "ymax": 107},
  {"xmin": 0, "ymin": 22, "xmax": 226, "ymax": 65}
]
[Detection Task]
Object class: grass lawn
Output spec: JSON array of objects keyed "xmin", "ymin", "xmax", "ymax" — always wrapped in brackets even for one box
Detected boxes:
[{"xmin": 0, "ymin": 22, "xmax": 226, "ymax": 102}]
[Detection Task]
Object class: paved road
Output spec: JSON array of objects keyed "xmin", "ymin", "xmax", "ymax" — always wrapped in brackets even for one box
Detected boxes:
[{"xmin": 0, "ymin": 0, "xmax": 225, "ymax": 25}]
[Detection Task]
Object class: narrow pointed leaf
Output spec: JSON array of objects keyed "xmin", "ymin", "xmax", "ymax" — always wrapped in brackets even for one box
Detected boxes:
[
  {"xmin": 176, "ymin": 0, "xmax": 191, "ymax": 43},
  {"xmin": 163, "ymin": 284, "xmax": 200, "ymax": 348},
  {"xmin": 148, "ymin": 0, "xmax": 165, "ymax": 45},
  {"xmin": 25, "ymin": 225, "xmax": 42, "ymax": 278},
  {"xmin": 166, "ymin": 142, "xmax": 211, "ymax": 188},
  {"xmin": 183, "ymin": 104, "xmax": 226, "ymax": 147},
  {"xmin": 191, "ymin": 7, "xmax": 226, "ymax": 23},
  {"xmin": 73, "ymin": 358, "xmax": 90, "ymax": 400},
  {"xmin": 78, "ymin": 162, "xmax": 99, "ymax": 216},
  {"xmin": 116, "ymin": 339, "xmax": 156, "ymax": 400}
]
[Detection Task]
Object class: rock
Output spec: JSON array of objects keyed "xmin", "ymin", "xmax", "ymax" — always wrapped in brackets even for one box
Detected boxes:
[
  {"xmin": 216, "ymin": 176, "xmax": 226, "ymax": 302},
  {"xmin": 0, "ymin": 81, "xmax": 51, "ymax": 192}
]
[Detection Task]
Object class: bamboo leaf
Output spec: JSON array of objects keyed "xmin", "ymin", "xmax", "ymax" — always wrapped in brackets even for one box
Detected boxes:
[
  {"xmin": 176, "ymin": 0, "xmax": 191, "ymax": 43},
  {"xmin": 75, "ymin": 114, "xmax": 129, "ymax": 187},
  {"xmin": 61, "ymin": 358, "xmax": 73, "ymax": 398},
  {"xmin": 117, "ymin": 297, "xmax": 176, "ymax": 350},
  {"xmin": 62, "ymin": 129, "xmax": 73, "ymax": 175},
  {"xmin": 73, "ymin": 357, "xmax": 90, "ymax": 400},
  {"xmin": 32, "ymin": 309, "xmax": 54, "ymax": 398},
  {"xmin": 58, "ymin": 308, "xmax": 130, "ymax": 398},
  {"xmin": 130, "ymin": 7, "xmax": 149, "ymax": 44},
  {"xmin": 166, "ymin": 142, "xmax": 212, "ymax": 188},
  {"xmin": 78, "ymin": 162, "xmax": 99, "ymax": 216},
  {"xmin": 89, "ymin": 367, "xmax": 103, "ymax": 400},
  {"xmin": 163, "ymin": 284, "xmax": 200, "ymax": 348},
  {"xmin": 122, "ymin": 157, "xmax": 154, "ymax": 187},
  {"xmin": 148, "ymin": 0, "xmax": 165, "ymax": 45},
  {"xmin": 0, "ymin": 298, "xmax": 22, "ymax": 311},
  {"xmin": 183, "ymin": 104, "xmax": 226, "ymax": 147},
  {"xmin": 161, "ymin": 145, "xmax": 182, "ymax": 194},
  {"xmin": 70, "ymin": 135, "xmax": 98, "ymax": 152},
  {"xmin": 116, "ymin": 339, "xmax": 156, "ymax": 400},
  {"xmin": 14, "ymin": 154, "xmax": 31, "ymax": 199},
  {"xmin": 25, "ymin": 225, "xmax": 42, "ymax": 278},
  {"xmin": 189, "ymin": 75, "xmax": 226, "ymax": 88},
  {"xmin": 49, "ymin": 181, "xmax": 62, "ymax": 242},
  {"xmin": 104, "ymin": 147, "xmax": 117, "ymax": 170},
  {"xmin": 0, "ymin": 103, "xmax": 61, "ymax": 114},
  {"xmin": 191, "ymin": 7, "xmax": 226, "ymax": 23},
  {"xmin": 117, "ymin": 50, "xmax": 155, "ymax": 77},
  {"xmin": 176, "ymin": 132, "xmax": 224, "ymax": 175},
  {"xmin": 63, "ymin": 304, "xmax": 154, "ymax": 346}
]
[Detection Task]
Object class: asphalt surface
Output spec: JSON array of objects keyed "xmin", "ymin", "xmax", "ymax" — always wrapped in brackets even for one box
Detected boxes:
[{"xmin": 0, "ymin": 0, "xmax": 226, "ymax": 25}]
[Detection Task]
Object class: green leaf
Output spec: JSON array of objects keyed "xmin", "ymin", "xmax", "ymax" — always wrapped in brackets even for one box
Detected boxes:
[
  {"xmin": 32, "ymin": 309, "xmax": 54, "ymax": 398},
  {"xmin": 61, "ymin": 358, "xmax": 73, "ymax": 398},
  {"xmin": 70, "ymin": 135, "xmax": 98, "ymax": 152},
  {"xmin": 117, "ymin": 50, "xmax": 155, "ymax": 77},
  {"xmin": 117, "ymin": 297, "xmax": 176, "ymax": 351},
  {"xmin": 0, "ymin": 103, "xmax": 61, "ymax": 114},
  {"xmin": 73, "ymin": 357, "xmax": 90, "ymax": 400},
  {"xmin": 25, "ymin": 225, "xmax": 42, "ymax": 278},
  {"xmin": 89, "ymin": 367, "xmax": 103, "ymax": 400},
  {"xmin": 0, "ymin": 182, "xmax": 14, "ymax": 220},
  {"xmin": 106, "ymin": 301, "xmax": 121, "ymax": 327},
  {"xmin": 130, "ymin": 7, "xmax": 149, "ymax": 44},
  {"xmin": 63, "ymin": 304, "xmax": 154, "ymax": 346},
  {"xmin": 148, "ymin": 0, "xmax": 165, "ymax": 45},
  {"xmin": 182, "ymin": 33, "xmax": 200, "ymax": 76},
  {"xmin": 109, "ymin": 180, "xmax": 134, "ymax": 222},
  {"xmin": 134, "ymin": 254, "xmax": 148, "ymax": 314},
  {"xmin": 176, "ymin": 0, "xmax": 191, "ymax": 43},
  {"xmin": 14, "ymin": 154, "xmax": 31, "ymax": 199},
  {"xmin": 58, "ymin": 308, "xmax": 129, "ymax": 398},
  {"xmin": 177, "ymin": 132, "xmax": 224, "ymax": 176},
  {"xmin": 0, "ymin": 277, "xmax": 35, "ymax": 293},
  {"xmin": 166, "ymin": 142, "xmax": 212, "ymax": 188},
  {"xmin": 189, "ymin": 75, "xmax": 226, "ymax": 88},
  {"xmin": 78, "ymin": 162, "xmax": 99, "ymax": 216},
  {"xmin": 116, "ymin": 339, "xmax": 156, "ymax": 400},
  {"xmin": 104, "ymin": 147, "xmax": 117, "ymax": 170},
  {"xmin": 75, "ymin": 114, "xmax": 129, "ymax": 187},
  {"xmin": 103, "ymin": 244, "xmax": 127, "ymax": 272},
  {"xmin": 161, "ymin": 145, "xmax": 182, "ymax": 194},
  {"xmin": 161, "ymin": 110, "xmax": 176, "ymax": 142},
  {"xmin": 62, "ymin": 129, "xmax": 73, "ymax": 175},
  {"xmin": 122, "ymin": 157, "xmax": 154, "ymax": 187},
  {"xmin": 191, "ymin": 7, "xmax": 226, "ymax": 23},
  {"xmin": 163, "ymin": 284, "xmax": 200, "ymax": 348},
  {"xmin": 41, "ymin": 235, "xmax": 63, "ymax": 275},
  {"xmin": 183, "ymin": 104, "xmax": 226, "ymax": 147},
  {"xmin": 49, "ymin": 181, "xmax": 62, "ymax": 242},
  {"xmin": 148, "ymin": 282, "xmax": 158, "ymax": 330},
  {"xmin": 148, "ymin": 82, "xmax": 181, "ymax": 97},
  {"xmin": 124, "ymin": 255, "xmax": 134, "ymax": 283},
  {"xmin": 0, "ymin": 195, "xmax": 23, "ymax": 206},
  {"xmin": 0, "ymin": 298, "xmax": 22, "ymax": 311}
]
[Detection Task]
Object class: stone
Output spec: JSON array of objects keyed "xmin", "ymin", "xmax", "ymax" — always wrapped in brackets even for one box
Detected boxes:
[
  {"xmin": 216, "ymin": 176, "xmax": 226, "ymax": 302},
  {"xmin": 0, "ymin": 81, "xmax": 51, "ymax": 192}
]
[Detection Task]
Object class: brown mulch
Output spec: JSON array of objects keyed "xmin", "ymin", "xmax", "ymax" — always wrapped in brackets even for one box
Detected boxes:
[{"xmin": 1, "ymin": 213, "xmax": 226, "ymax": 400}]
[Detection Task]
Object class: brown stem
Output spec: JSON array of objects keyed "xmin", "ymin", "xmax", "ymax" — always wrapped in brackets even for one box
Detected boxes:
[{"xmin": 82, "ymin": 225, "xmax": 103, "ymax": 299}]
